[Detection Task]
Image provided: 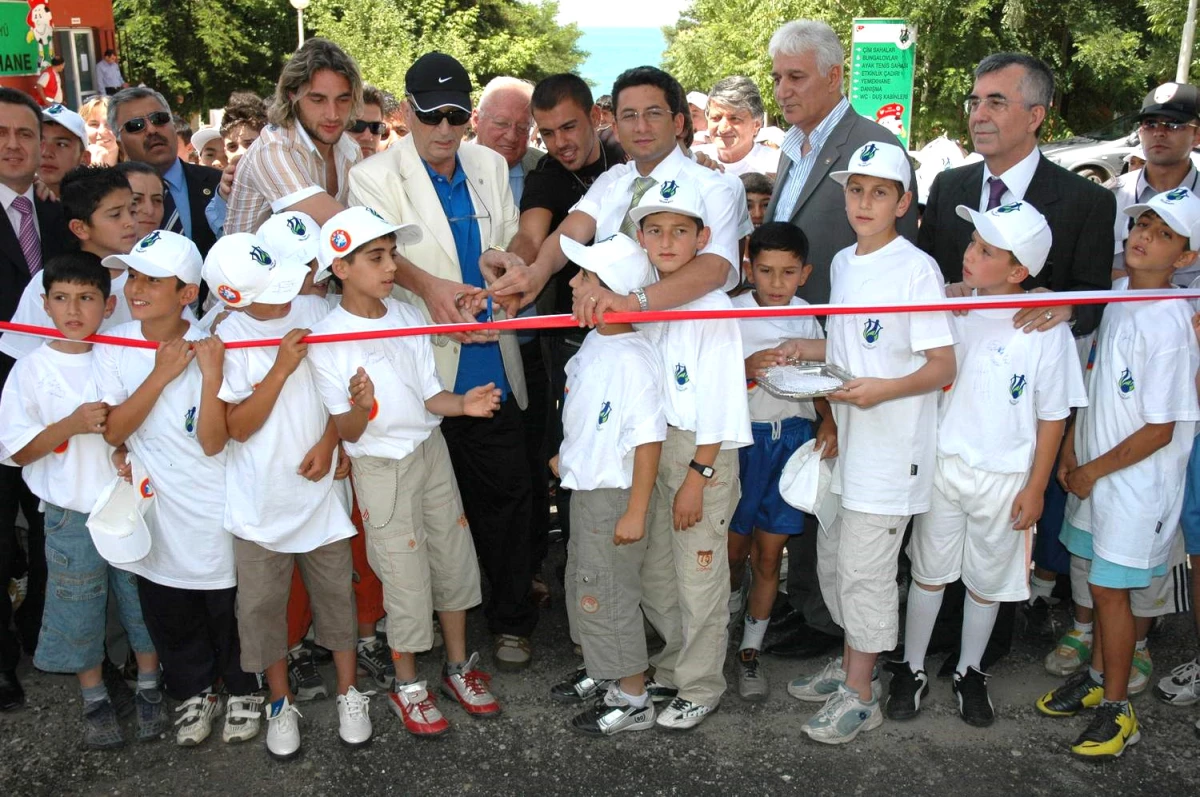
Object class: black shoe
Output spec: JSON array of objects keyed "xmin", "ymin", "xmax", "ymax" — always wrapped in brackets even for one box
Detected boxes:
[
  {"xmin": 767, "ymin": 607, "xmax": 807, "ymax": 636},
  {"xmin": 1019, "ymin": 597, "xmax": 1056, "ymax": 639},
  {"xmin": 884, "ymin": 662, "xmax": 929, "ymax": 720},
  {"xmin": 550, "ymin": 667, "xmax": 611, "ymax": 704},
  {"xmin": 0, "ymin": 669, "xmax": 24, "ymax": 712},
  {"xmin": 953, "ymin": 667, "xmax": 995, "ymax": 727},
  {"xmin": 102, "ymin": 659, "xmax": 135, "ymax": 719},
  {"xmin": 764, "ymin": 626, "xmax": 843, "ymax": 659}
]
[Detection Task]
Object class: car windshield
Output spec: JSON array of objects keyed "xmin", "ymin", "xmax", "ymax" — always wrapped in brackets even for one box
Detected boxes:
[{"xmin": 1081, "ymin": 113, "xmax": 1139, "ymax": 141}]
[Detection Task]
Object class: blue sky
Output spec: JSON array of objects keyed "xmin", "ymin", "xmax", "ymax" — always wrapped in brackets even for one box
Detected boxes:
[
  {"xmin": 555, "ymin": 0, "xmax": 688, "ymax": 28},
  {"xmin": 556, "ymin": 0, "xmax": 690, "ymax": 91}
]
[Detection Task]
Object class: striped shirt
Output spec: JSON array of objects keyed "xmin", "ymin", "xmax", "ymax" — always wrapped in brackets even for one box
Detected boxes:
[
  {"xmin": 224, "ymin": 121, "xmax": 360, "ymax": 234},
  {"xmin": 772, "ymin": 96, "xmax": 851, "ymax": 222}
]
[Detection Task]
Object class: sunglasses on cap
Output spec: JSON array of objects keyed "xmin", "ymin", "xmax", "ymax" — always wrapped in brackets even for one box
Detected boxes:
[
  {"xmin": 121, "ymin": 111, "xmax": 172, "ymax": 135},
  {"xmin": 349, "ymin": 120, "xmax": 385, "ymax": 135},
  {"xmin": 413, "ymin": 107, "xmax": 471, "ymax": 128}
]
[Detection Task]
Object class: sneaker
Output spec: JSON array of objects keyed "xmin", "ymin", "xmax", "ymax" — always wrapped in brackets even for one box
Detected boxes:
[
  {"xmin": 737, "ymin": 649, "xmax": 769, "ymax": 702},
  {"xmin": 1154, "ymin": 657, "xmax": 1200, "ymax": 706},
  {"xmin": 222, "ymin": 694, "xmax": 264, "ymax": 743},
  {"xmin": 356, "ymin": 638, "xmax": 394, "ymax": 691},
  {"xmin": 288, "ymin": 646, "xmax": 329, "ymax": 702},
  {"xmin": 801, "ymin": 683, "xmax": 883, "ymax": 745},
  {"xmin": 1044, "ymin": 629, "xmax": 1092, "ymax": 676},
  {"xmin": 655, "ymin": 696, "xmax": 717, "ymax": 731},
  {"xmin": 336, "ymin": 686, "xmax": 373, "ymax": 746},
  {"xmin": 570, "ymin": 684, "xmax": 655, "ymax": 736},
  {"xmin": 884, "ymin": 663, "xmax": 929, "ymax": 721},
  {"xmin": 135, "ymin": 687, "xmax": 169, "ymax": 742},
  {"xmin": 174, "ymin": 693, "xmax": 223, "ymax": 746},
  {"xmin": 265, "ymin": 696, "xmax": 302, "ymax": 759},
  {"xmin": 102, "ymin": 659, "xmax": 135, "ymax": 719},
  {"xmin": 387, "ymin": 682, "xmax": 450, "ymax": 737},
  {"xmin": 550, "ymin": 666, "xmax": 612, "ymax": 704},
  {"xmin": 788, "ymin": 657, "xmax": 846, "ymax": 703},
  {"xmin": 83, "ymin": 698, "xmax": 124, "ymax": 750},
  {"xmin": 1035, "ymin": 671, "xmax": 1104, "ymax": 717},
  {"xmin": 644, "ymin": 676, "xmax": 678, "ymax": 705},
  {"xmin": 442, "ymin": 653, "xmax": 502, "ymax": 718},
  {"xmin": 1020, "ymin": 596, "xmax": 1058, "ymax": 638},
  {"xmin": 952, "ymin": 667, "xmax": 994, "ymax": 727},
  {"xmin": 1070, "ymin": 701, "xmax": 1140, "ymax": 759},
  {"xmin": 492, "ymin": 634, "xmax": 532, "ymax": 672},
  {"xmin": 1128, "ymin": 647, "xmax": 1152, "ymax": 696}
]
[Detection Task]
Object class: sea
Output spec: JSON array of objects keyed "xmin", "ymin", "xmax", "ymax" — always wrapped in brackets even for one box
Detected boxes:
[{"xmin": 576, "ymin": 27, "xmax": 667, "ymax": 97}]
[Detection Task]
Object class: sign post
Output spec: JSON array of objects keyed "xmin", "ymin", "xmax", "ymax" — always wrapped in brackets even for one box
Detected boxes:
[
  {"xmin": 849, "ymin": 18, "xmax": 917, "ymax": 148},
  {"xmin": 0, "ymin": 0, "xmax": 42, "ymax": 77}
]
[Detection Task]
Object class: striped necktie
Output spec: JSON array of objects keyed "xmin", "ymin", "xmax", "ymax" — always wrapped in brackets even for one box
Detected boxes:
[
  {"xmin": 620, "ymin": 176, "xmax": 658, "ymax": 239},
  {"xmin": 11, "ymin": 196, "xmax": 41, "ymax": 275}
]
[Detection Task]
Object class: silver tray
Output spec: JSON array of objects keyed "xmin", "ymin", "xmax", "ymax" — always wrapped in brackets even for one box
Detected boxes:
[{"xmin": 757, "ymin": 361, "xmax": 855, "ymax": 399}]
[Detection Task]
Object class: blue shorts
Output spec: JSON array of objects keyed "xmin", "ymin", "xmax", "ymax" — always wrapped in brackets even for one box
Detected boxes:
[
  {"xmin": 1059, "ymin": 520, "xmax": 1167, "ymax": 590},
  {"xmin": 730, "ymin": 417, "xmax": 814, "ymax": 536},
  {"xmin": 1181, "ymin": 440, "xmax": 1200, "ymax": 556},
  {"xmin": 34, "ymin": 504, "xmax": 155, "ymax": 674}
]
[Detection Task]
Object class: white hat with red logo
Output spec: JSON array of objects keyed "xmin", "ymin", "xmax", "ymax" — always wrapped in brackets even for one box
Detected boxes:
[
  {"xmin": 316, "ymin": 206, "xmax": 422, "ymax": 282},
  {"xmin": 202, "ymin": 233, "xmax": 310, "ymax": 308}
]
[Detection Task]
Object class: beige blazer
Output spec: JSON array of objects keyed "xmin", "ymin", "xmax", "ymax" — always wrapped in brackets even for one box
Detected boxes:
[{"xmin": 347, "ymin": 136, "xmax": 527, "ymax": 409}]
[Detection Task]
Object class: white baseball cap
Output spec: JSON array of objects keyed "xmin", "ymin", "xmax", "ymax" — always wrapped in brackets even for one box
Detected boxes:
[
  {"xmin": 628, "ymin": 179, "xmax": 708, "ymax": 227},
  {"xmin": 316, "ymin": 206, "xmax": 423, "ymax": 282},
  {"xmin": 190, "ymin": 127, "xmax": 223, "ymax": 155},
  {"xmin": 87, "ymin": 457, "xmax": 155, "ymax": 566},
  {"xmin": 559, "ymin": 233, "xmax": 657, "ymax": 296},
  {"xmin": 41, "ymin": 103, "xmax": 87, "ymax": 147},
  {"xmin": 686, "ymin": 91, "xmax": 708, "ymax": 110},
  {"xmin": 778, "ymin": 439, "xmax": 838, "ymax": 533},
  {"xmin": 257, "ymin": 210, "xmax": 320, "ymax": 271},
  {"xmin": 1123, "ymin": 145, "xmax": 1146, "ymax": 165},
  {"xmin": 955, "ymin": 201, "xmax": 1053, "ymax": 277},
  {"xmin": 1125, "ymin": 187, "xmax": 1200, "ymax": 250},
  {"xmin": 830, "ymin": 141, "xmax": 912, "ymax": 191},
  {"xmin": 202, "ymin": 233, "xmax": 309, "ymax": 308},
  {"xmin": 102, "ymin": 230, "xmax": 203, "ymax": 285}
]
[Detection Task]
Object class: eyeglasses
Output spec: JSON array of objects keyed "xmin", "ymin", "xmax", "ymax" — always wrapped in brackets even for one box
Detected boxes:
[
  {"xmin": 413, "ymin": 107, "xmax": 471, "ymax": 128},
  {"xmin": 963, "ymin": 97, "xmax": 1014, "ymax": 115},
  {"xmin": 121, "ymin": 111, "xmax": 172, "ymax": 135},
  {"xmin": 617, "ymin": 107, "xmax": 672, "ymax": 125},
  {"xmin": 349, "ymin": 120, "xmax": 385, "ymax": 135},
  {"xmin": 1140, "ymin": 118, "xmax": 1198, "ymax": 132},
  {"xmin": 481, "ymin": 114, "xmax": 532, "ymax": 137}
]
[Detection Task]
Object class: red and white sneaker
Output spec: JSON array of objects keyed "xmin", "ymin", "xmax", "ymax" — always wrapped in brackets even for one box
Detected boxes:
[
  {"xmin": 387, "ymin": 682, "xmax": 450, "ymax": 737},
  {"xmin": 441, "ymin": 652, "xmax": 502, "ymax": 718}
]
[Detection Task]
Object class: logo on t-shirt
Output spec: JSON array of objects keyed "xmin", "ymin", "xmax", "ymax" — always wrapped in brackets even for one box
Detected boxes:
[
  {"xmin": 1118, "ymin": 367, "xmax": 1136, "ymax": 398},
  {"xmin": 674, "ymin": 364, "xmax": 690, "ymax": 390},
  {"xmin": 139, "ymin": 477, "xmax": 154, "ymax": 499},
  {"xmin": 184, "ymin": 406, "xmax": 197, "ymax": 436},
  {"xmin": 1009, "ymin": 373, "xmax": 1026, "ymax": 404},
  {"xmin": 597, "ymin": 400, "xmax": 611, "ymax": 429},
  {"xmin": 862, "ymin": 318, "xmax": 883, "ymax": 347}
]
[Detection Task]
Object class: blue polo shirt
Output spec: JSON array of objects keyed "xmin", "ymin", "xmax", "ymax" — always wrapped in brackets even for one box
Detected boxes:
[{"xmin": 423, "ymin": 156, "xmax": 509, "ymax": 400}]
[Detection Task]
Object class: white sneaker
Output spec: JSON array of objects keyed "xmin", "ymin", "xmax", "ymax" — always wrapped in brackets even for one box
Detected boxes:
[
  {"xmin": 337, "ymin": 686, "xmax": 374, "ymax": 746},
  {"xmin": 265, "ymin": 696, "xmax": 302, "ymax": 759},
  {"xmin": 801, "ymin": 684, "xmax": 883, "ymax": 745},
  {"xmin": 174, "ymin": 692, "xmax": 223, "ymax": 747},
  {"xmin": 788, "ymin": 657, "xmax": 847, "ymax": 702},
  {"xmin": 655, "ymin": 696, "xmax": 717, "ymax": 731},
  {"xmin": 222, "ymin": 694, "xmax": 264, "ymax": 743},
  {"xmin": 1155, "ymin": 657, "xmax": 1200, "ymax": 706}
]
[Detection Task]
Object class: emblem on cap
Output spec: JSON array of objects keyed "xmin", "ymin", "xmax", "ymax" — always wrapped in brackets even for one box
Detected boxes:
[
  {"xmin": 859, "ymin": 143, "xmax": 878, "ymax": 162},
  {"xmin": 287, "ymin": 216, "xmax": 308, "ymax": 237},
  {"xmin": 47, "ymin": 104, "xmax": 63, "ymax": 114},
  {"xmin": 331, "ymin": 229, "xmax": 351, "ymax": 252},
  {"xmin": 660, "ymin": 181, "xmax": 678, "ymax": 199},
  {"xmin": 1154, "ymin": 83, "xmax": 1180, "ymax": 104},
  {"xmin": 217, "ymin": 285, "xmax": 241, "ymax": 304},
  {"xmin": 137, "ymin": 231, "xmax": 161, "ymax": 250},
  {"xmin": 366, "ymin": 207, "xmax": 386, "ymax": 221},
  {"xmin": 249, "ymin": 245, "xmax": 273, "ymax": 267},
  {"xmin": 1165, "ymin": 188, "xmax": 1189, "ymax": 202},
  {"xmin": 995, "ymin": 202, "xmax": 1022, "ymax": 214}
]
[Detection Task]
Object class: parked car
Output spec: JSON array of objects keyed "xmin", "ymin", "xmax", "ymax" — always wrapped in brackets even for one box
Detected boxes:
[{"xmin": 1040, "ymin": 114, "xmax": 1140, "ymax": 183}]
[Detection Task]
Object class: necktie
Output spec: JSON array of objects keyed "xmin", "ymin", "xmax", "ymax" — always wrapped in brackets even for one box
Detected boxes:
[
  {"xmin": 986, "ymin": 176, "xmax": 1008, "ymax": 210},
  {"xmin": 161, "ymin": 190, "xmax": 183, "ymax": 234},
  {"xmin": 620, "ymin": 176, "xmax": 658, "ymax": 239},
  {"xmin": 11, "ymin": 196, "xmax": 41, "ymax": 275}
]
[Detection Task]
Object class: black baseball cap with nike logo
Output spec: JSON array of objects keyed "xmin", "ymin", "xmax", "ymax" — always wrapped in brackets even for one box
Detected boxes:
[{"xmin": 405, "ymin": 52, "xmax": 472, "ymax": 112}]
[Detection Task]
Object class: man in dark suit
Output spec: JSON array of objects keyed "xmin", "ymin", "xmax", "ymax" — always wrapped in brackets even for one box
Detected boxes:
[{"xmin": 0, "ymin": 87, "xmax": 71, "ymax": 711}]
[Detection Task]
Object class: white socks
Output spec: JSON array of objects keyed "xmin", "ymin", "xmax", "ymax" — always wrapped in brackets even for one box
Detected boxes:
[
  {"xmin": 1028, "ymin": 574, "xmax": 1055, "ymax": 603},
  {"xmin": 903, "ymin": 582, "xmax": 945, "ymax": 673},
  {"xmin": 740, "ymin": 615, "xmax": 769, "ymax": 652},
  {"xmin": 620, "ymin": 687, "xmax": 650, "ymax": 708},
  {"xmin": 957, "ymin": 593, "xmax": 999, "ymax": 676}
]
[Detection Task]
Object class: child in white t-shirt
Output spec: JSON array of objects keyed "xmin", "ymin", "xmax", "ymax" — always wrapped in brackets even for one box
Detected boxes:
[
  {"xmin": 306, "ymin": 207, "xmax": 502, "ymax": 739},
  {"xmin": 0, "ymin": 253, "xmax": 166, "ymax": 748},
  {"xmin": 628, "ymin": 179, "xmax": 753, "ymax": 731},
  {"xmin": 1037, "ymin": 188, "xmax": 1200, "ymax": 759},
  {"xmin": 92, "ymin": 230, "xmax": 260, "ymax": 749},
  {"xmin": 779, "ymin": 141, "xmax": 956, "ymax": 744},
  {"xmin": 896, "ymin": 201, "xmax": 1086, "ymax": 728}
]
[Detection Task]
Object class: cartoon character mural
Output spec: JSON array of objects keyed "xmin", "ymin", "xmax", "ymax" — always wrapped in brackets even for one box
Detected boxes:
[{"xmin": 26, "ymin": 0, "xmax": 54, "ymax": 67}]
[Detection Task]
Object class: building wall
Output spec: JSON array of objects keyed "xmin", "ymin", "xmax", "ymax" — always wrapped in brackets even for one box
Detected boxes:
[{"xmin": 0, "ymin": 0, "xmax": 117, "ymax": 107}]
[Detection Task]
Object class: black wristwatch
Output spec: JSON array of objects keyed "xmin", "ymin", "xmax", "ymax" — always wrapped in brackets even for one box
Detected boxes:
[{"xmin": 689, "ymin": 460, "xmax": 715, "ymax": 479}]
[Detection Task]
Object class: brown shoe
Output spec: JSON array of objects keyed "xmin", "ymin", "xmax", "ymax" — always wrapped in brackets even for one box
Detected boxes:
[
  {"xmin": 529, "ymin": 576, "xmax": 551, "ymax": 609},
  {"xmin": 493, "ymin": 634, "xmax": 532, "ymax": 672}
]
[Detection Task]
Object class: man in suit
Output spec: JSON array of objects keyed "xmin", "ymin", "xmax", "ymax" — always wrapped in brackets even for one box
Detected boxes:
[
  {"xmin": 347, "ymin": 53, "xmax": 537, "ymax": 671},
  {"xmin": 0, "ymin": 87, "xmax": 71, "ymax": 711},
  {"xmin": 763, "ymin": 19, "xmax": 918, "ymax": 659}
]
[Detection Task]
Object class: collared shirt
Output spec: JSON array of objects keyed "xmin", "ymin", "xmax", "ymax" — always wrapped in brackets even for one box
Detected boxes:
[
  {"xmin": 772, "ymin": 96, "xmax": 851, "ymax": 222},
  {"xmin": 1111, "ymin": 164, "xmax": 1200, "ymax": 279},
  {"xmin": 979, "ymin": 145, "xmax": 1041, "ymax": 211},
  {"xmin": 224, "ymin": 121, "xmax": 360, "ymax": 234},
  {"xmin": 95, "ymin": 59, "xmax": 124, "ymax": 93},
  {"xmin": 0, "ymin": 183, "xmax": 39, "ymax": 242},
  {"xmin": 508, "ymin": 162, "xmax": 526, "ymax": 205},
  {"xmin": 423, "ymin": 156, "xmax": 509, "ymax": 400},
  {"xmin": 162, "ymin": 158, "xmax": 192, "ymax": 238}
]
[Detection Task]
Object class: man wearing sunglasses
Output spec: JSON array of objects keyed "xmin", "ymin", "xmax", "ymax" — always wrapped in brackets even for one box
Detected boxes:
[
  {"xmin": 349, "ymin": 85, "xmax": 386, "ymax": 161},
  {"xmin": 347, "ymin": 52, "xmax": 536, "ymax": 673}
]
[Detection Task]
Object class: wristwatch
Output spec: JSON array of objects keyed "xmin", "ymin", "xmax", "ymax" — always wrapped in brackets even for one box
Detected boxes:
[
  {"xmin": 631, "ymin": 287, "xmax": 649, "ymax": 312},
  {"xmin": 689, "ymin": 460, "xmax": 715, "ymax": 479}
]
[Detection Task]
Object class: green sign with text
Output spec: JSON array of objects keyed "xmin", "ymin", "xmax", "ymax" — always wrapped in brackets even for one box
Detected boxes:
[
  {"xmin": 849, "ymin": 18, "xmax": 916, "ymax": 148},
  {"xmin": 0, "ymin": 0, "xmax": 41, "ymax": 77}
]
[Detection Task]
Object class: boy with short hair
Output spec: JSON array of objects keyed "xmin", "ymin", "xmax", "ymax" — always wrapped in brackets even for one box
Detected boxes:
[
  {"xmin": 306, "ymin": 207, "xmax": 504, "ymax": 738},
  {"xmin": 740, "ymin": 172, "xmax": 773, "ymax": 230},
  {"xmin": 894, "ymin": 201, "xmax": 1087, "ymax": 727},
  {"xmin": 629, "ymin": 179, "xmax": 753, "ymax": 730},
  {"xmin": 39, "ymin": 104, "xmax": 90, "ymax": 197},
  {"xmin": 1037, "ymin": 187, "xmax": 1200, "ymax": 759},
  {"xmin": 92, "ymin": 230, "xmax": 261, "ymax": 748},
  {"xmin": 728, "ymin": 221, "xmax": 825, "ymax": 702},
  {"xmin": 0, "ymin": 253, "xmax": 166, "ymax": 748},
  {"xmin": 780, "ymin": 141, "xmax": 956, "ymax": 744}
]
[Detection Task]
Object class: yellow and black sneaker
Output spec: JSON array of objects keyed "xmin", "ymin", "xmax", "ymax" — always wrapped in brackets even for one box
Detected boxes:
[
  {"xmin": 1036, "ymin": 671, "xmax": 1104, "ymax": 717},
  {"xmin": 1070, "ymin": 701, "xmax": 1140, "ymax": 759}
]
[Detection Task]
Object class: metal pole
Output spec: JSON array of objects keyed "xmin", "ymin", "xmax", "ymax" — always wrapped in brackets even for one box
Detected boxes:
[
  {"xmin": 1179, "ymin": 0, "xmax": 1198, "ymax": 83},
  {"xmin": 297, "ymin": 8, "xmax": 305, "ymax": 49}
]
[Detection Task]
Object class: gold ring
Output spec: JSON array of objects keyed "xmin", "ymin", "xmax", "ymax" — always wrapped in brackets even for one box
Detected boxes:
[{"xmin": 1044, "ymin": 310, "xmax": 1053, "ymax": 321}]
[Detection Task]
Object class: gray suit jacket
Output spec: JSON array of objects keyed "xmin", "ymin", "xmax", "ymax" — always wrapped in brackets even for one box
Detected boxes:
[{"xmin": 765, "ymin": 110, "xmax": 919, "ymax": 305}]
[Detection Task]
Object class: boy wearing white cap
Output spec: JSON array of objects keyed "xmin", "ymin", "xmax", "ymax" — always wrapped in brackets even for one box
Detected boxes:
[
  {"xmin": 91, "ymin": 230, "xmax": 262, "ymax": 748},
  {"xmin": 629, "ymin": 179, "xmax": 753, "ymax": 730},
  {"xmin": 257, "ymin": 210, "xmax": 330, "ymax": 300},
  {"xmin": 39, "ymin": 104, "xmax": 90, "ymax": 197},
  {"xmin": 1037, "ymin": 187, "xmax": 1200, "ymax": 759},
  {"xmin": 893, "ymin": 201, "xmax": 1087, "ymax": 727},
  {"xmin": 779, "ymin": 141, "xmax": 956, "ymax": 744},
  {"xmin": 201, "ymin": 233, "xmax": 370, "ymax": 757},
  {"xmin": 306, "ymin": 207, "xmax": 504, "ymax": 738}
]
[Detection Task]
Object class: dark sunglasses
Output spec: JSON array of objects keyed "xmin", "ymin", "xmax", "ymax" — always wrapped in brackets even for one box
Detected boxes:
[
  {"xmin": 1139, "ymin": 118, "xmax": 1198, "ymax": 132},
  {"xmin": 413, "ymin": 107, "xmax": 471, "ymax": 128},
  {"xmin": 349, "ymin": 120, "xmax": 385, "ymax": 135},
  {"xmin": 121, "ymin": 111, "xmax": 172, "ymax": 135}
]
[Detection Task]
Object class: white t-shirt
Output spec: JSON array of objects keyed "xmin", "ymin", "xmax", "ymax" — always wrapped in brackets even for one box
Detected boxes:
[
  {"xmin": 1067, "ymin": 278, "xmax": 1200, "ymax": 568},
  {"xmin": 826, "ymin": 236, "xmax": 955, "ymax": 515},
  {"xmin": 307, "ymin": 298, "xmax": 442, "ymax": 460},
  {"xmin": 92, "ymin": 321, "xmax": 235, "ymax": 589},
  {"xmin": 217, "ymin": 296, "xmax": 355, "ymax": 553},
  {"xmin": 938, "ymin": 308, "xmax": 1087, "ymax": 474},
  {"xmin": 732, "ymin": 292, "xmax": 823, "ymax": 423},
  {"xmin": 694, "ymin": 142, "xmax": 781, "ymax": 178},
  {"xmin": 559, "ymin": 330, "xmax": 667, "ymax": 491},
  {"xmin": 0, "ymin": 344, "xmax": 116, "ymax": 512},
  {"xmin": 0, "ymin": 272, "xmax": 135, "ymax": 360}
]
